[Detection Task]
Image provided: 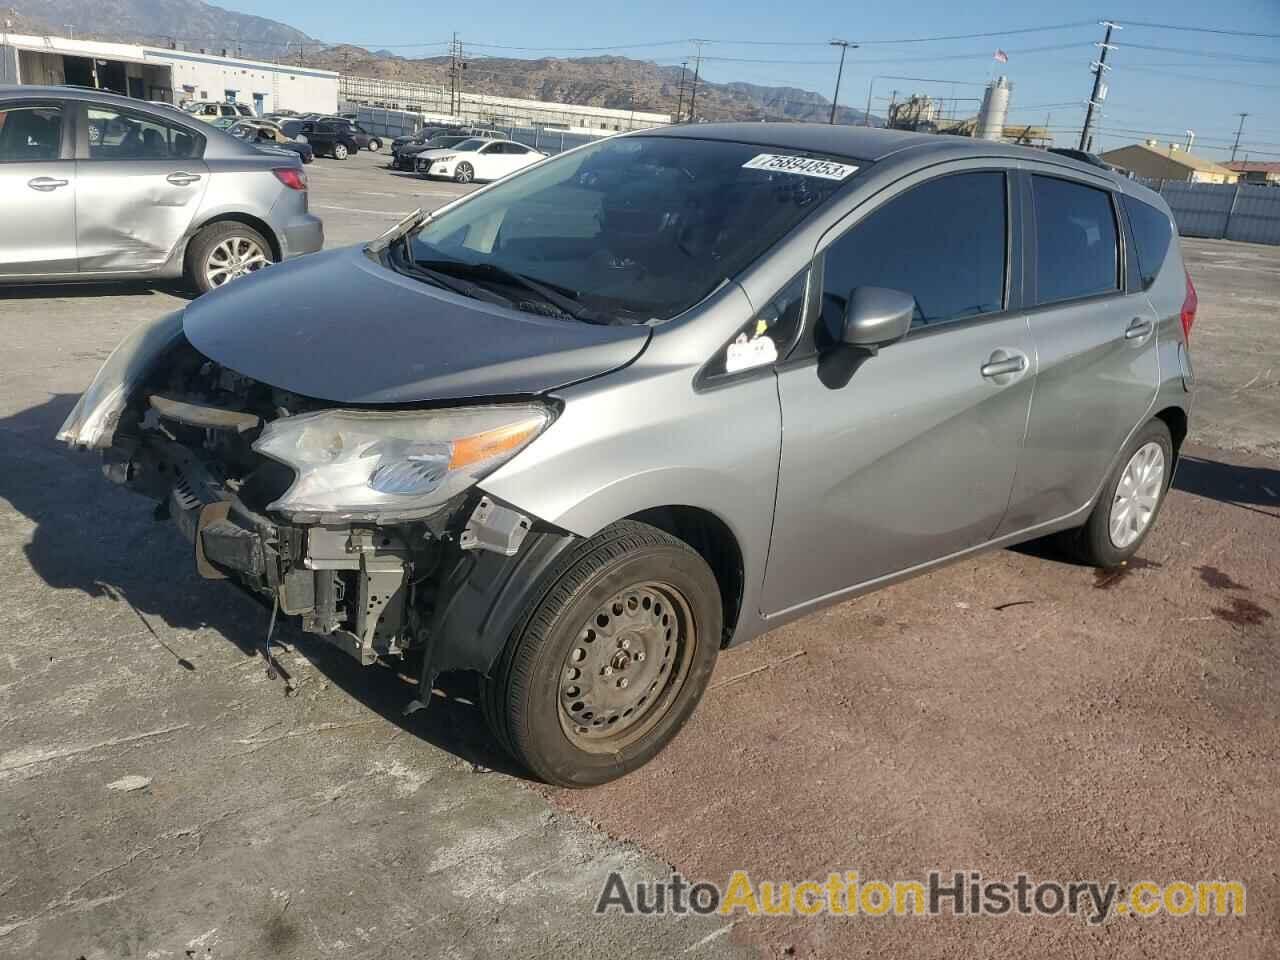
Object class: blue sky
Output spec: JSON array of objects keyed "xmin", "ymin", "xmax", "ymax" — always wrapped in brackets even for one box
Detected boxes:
[{"xmin": 221, "ymin": 0, "xmax": 1280, "ymax": 157}]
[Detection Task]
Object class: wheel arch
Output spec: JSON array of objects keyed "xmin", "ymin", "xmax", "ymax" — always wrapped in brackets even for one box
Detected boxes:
[
  {"xmin": 626, "ymin": 505, "xmax": 745, "ymax": 648},
  {"xmin": 1153, "ymin": 405, "xmax": 1188, "ymax": 467},
  {"xmin": 184, "ymin": 212, "xmax": 283, "ymax": 264}
]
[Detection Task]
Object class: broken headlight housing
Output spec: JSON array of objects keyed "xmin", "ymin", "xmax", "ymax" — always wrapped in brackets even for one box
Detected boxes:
[
  {"xmin": 252, "ymin": 403, "xmax": 552, "ymax": 523},
  {"xmin": 57, "ymin": 310, "xmax": 185, "ymax": 449}
]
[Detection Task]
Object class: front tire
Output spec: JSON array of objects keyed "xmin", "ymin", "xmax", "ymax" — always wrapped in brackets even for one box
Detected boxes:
[
  {"xmin": 332, "ymin": 142, "xmax": 349, "ymax": 160},
  {"xmin": 483, "ymin": 521, "xmax": 721, "ymax": 787},
  {"xmin": 185, "ymin": 222, "xmax": 273, "ymax": 295},
  {"xmin": 368, "ymin": 138, "xmax": 381, "ymax": 152},
  {"xmin": 453, "ymin": 162, "xmax": 474, "ymax": 184},
  {"xmin": 1064, "ymin": 419, "xmax": 1174, "ymax": 568}
]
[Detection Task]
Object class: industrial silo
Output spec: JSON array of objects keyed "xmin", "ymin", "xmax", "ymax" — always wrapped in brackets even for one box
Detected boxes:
[{"xmin": 976, "ymin": 76, "xmax": 1012, "ymax": 141}]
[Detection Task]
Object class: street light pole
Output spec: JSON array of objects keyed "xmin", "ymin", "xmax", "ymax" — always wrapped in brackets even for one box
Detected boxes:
[{"xmin": 829, "ymin": 40, "xmax": 856, "ymax": 124}]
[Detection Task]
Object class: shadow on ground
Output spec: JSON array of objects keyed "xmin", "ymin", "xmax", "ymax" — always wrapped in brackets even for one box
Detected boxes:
[
  {"xmin": 0, "ymin": 280, "xmax": 194, "ymax": 301},
  {"xmin": 0, "ymin": 393, "xmax": 526, "ymax": 779},
  {"xmin": 1174, "ymin": 455, "xmax": 1280, "ymax": 515}
]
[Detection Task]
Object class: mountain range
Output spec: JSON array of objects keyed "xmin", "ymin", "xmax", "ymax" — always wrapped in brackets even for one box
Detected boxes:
[{"xmin": 5, "ymin": 1, "xmax": 878, "ymax": 124}]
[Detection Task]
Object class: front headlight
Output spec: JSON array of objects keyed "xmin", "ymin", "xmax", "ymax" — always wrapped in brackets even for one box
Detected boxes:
[
  {"xmin": 252, "ymin": 404, "xmax": 552, "ymax": 523},
  {"xmin": 57, "ymin": 310, "xmax": 185, "ymax": 449},
  {"xmin": 435, "ymin": 155, "xmax": 455, "ymax": 163}
]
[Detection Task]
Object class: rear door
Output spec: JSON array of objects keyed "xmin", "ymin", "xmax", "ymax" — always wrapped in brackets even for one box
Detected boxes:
[
  {"xmin": 0, "ymin": 100, "xmax": 78, "ymax": 277},
  {"xmin": 996, "ymin": 170, "xmax": 1160, "ymax": 533},
  {"xmin": 762, "ymin": 166, "xmax": 1034, "ymax": 617},
  {"xmin": 73, "ymin": 103, "xmax": 210, "ymax": 274}
]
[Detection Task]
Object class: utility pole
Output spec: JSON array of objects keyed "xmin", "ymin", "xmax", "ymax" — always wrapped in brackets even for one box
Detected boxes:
[
  {"xmin": 675, "ymin": 60, "xmax": 687, "ymax": 123},
  {"xmin": 688, "ymin": 40, "xmax": 707, "ymax": 122},
  {"xmin": 1078, "ymin": 20, "xmax": 1119, "ymax": 152},
  {"xmin": 1230, "ymin": 113, "xmax": 1248, "ymax": 161},
  {"xmin": 828, "ymin": 40, "xmax": 856, "ymax": 124},
  {"xmin": 449, "ymin": 33, "xmax": 459, "ymax": 117}
]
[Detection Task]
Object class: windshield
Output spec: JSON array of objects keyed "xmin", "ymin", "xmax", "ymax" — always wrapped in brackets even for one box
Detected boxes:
[
  {"xmin": 450, "ymin": 138, "xmax": 488, "ymax": 152},
  {"xmin": 406, "ymin": 135, "xmax": 859, "ymax": 321}
]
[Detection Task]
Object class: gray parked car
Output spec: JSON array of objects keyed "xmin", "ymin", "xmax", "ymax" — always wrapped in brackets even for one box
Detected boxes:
[
  {"xmin": 0, "ymin": 86, "xmax": 323, "ymax": 293},
  {"xmin": 58, "ymin": 124, "xmax": 1194, "ymax": 786}
]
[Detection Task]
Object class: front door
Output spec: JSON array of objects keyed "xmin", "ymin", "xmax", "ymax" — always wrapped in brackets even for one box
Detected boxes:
[
  {"xmin": 74, "ymin": 103, "xmax": 209, "ymax": 274},
  {"xmin": 997, "ymin": 171, "xmax": 1160, "ymax": 532},
  {"xmin": 0, "ymin": 101, "xmax": 78, "ymax": 277},
  {"xmin": 762, "ymin": 168, "xmax": 1033, "ymax": 618}
]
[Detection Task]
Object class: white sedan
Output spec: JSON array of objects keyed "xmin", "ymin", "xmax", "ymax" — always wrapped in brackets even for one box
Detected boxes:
[{"xmin": 415, "ymin": 138, "xmax": 546, "ymax": 183}]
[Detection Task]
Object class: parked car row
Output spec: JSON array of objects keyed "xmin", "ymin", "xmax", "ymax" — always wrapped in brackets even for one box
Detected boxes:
[
  {"xmin": 387, "ymin": 126, "xmax": 546, "ymax": 183},
  {"xmin": 264, "ymin": 114, "xmax": 382, "ymax": 159}
]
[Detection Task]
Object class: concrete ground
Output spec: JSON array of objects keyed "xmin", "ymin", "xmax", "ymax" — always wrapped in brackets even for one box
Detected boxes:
[{"xmin": 0, "ymin": 149, "xmax": 1277, "ymax": 959}]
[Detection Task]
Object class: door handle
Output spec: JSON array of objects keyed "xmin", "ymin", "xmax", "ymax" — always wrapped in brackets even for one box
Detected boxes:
[
  {"xmin": 1124, "ymin": 317, "xmax": 1154, "ymax": 340},
  {"xmin": 980, "ymin": 354, "xmax": 1027, "ymax": 379},
  {"xmin": 166, "ymin": 172, "xmax": 202, "ymax": 186},
  {"xmin": 27, "ymin": 176, "xmax": 69, "ymax": 191}
]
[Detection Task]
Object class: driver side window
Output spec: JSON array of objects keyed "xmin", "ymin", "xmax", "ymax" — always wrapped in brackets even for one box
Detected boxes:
[{"xmin": 819, "ymin": 171, "xmax": 1007, "ymax": 343}]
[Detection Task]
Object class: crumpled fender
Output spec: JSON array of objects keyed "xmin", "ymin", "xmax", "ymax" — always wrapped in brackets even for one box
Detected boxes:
[{"xmin": 421, "ymin": 527, "xmax": 581, "ymax": 693}]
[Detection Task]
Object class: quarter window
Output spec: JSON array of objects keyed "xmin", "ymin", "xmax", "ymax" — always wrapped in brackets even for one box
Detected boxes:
[
  {"xmin": 1121, "ymin": 195, "xmax": 1173, "ymax": 290},
  {"xmin": 705, "ymin": 270, "xmax": 809, "ymax": 380},
  {"xmin": 0, "ymin": 105, "xmax": 63, "ymax": 161},
  {"xmin": 86, "ymin": 108, "xmax": 203, "ymax": 160},
  {"xmin": 1032, "ymin": 175, "xmax": 1120, "ymax": 305},
  {"xmin": 820, "ymin": 171, "xmax": 1007, "ymax": 337}
]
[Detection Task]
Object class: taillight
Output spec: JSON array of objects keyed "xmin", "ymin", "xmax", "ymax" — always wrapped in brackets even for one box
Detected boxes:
[
  {"xmin": 1180, "ymin": 270, "xmax": 1198, "ymax": 341},
  {"xmin": 273, "ymin": 167, "xmax": 307, "ymax": 191}
]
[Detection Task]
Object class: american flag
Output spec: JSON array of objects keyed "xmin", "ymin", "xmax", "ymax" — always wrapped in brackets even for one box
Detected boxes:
[{"xmin": 993, "ymin": 49, "xmax": 1009, "ymax": 63}]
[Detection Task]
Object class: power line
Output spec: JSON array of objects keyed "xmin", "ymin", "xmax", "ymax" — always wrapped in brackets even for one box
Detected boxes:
[
  {"xmin": 1120, "ymin": 42, "xmax": 1280, "ymax": 65},
  {"xmin": 1121, "ymin": 20, "xmax": 1280, "ymax": 40},
  {"xmin": 1231, "ymin": 113, "xmax": 1249, "ymax": 162}
]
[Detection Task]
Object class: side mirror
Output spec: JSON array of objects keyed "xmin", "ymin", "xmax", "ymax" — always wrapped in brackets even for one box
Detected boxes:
[{"xmin": 841, "ymin": 286, "xmax": 915, "ymax": 353}]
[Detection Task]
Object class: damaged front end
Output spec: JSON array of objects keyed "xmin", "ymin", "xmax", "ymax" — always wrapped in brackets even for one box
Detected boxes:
[{"xmin": 58, "ymin": 311, "xmax": 568, "ymax": 686}]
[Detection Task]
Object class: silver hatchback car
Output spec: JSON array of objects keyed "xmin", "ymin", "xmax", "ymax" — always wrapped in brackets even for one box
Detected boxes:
[
  {"xmin": 0, "ymin": 86, "xmax": 323, "ymax": 293},
  {"xmin": 59, "ymin": 124, "xmax": 1194, "ymax": 786}
]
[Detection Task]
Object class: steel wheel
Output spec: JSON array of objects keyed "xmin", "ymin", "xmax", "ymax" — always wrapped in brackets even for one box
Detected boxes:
[
  {"xmin": 557, "ymin": 581, "xmax": 697, "ymax": 752},
  {"xmin": 1109, "ymin": 441, "xmax": 1165, "ymax": 549},
  {"xmin": 454, "ymin": 162, "xmax": 473, "ymax": 183},
  {"xmin": 204, "ymin": 236, "xmax": 269, "ymax": 288}
]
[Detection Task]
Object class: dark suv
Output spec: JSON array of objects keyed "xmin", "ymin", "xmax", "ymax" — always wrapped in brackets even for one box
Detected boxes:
[{"xmin": 279, "ymin": 119, "xmax": 361, "ymax": 160}]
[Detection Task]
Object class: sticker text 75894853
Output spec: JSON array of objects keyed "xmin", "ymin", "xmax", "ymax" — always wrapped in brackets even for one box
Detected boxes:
[{"xmin": 741, "ymin": 154, "xmax": 859, "ymax": 181}]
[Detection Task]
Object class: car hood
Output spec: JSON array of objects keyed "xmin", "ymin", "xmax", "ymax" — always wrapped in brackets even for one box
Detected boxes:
[{"xmin": 182, "ymin": 245, "xmax": 650, "ymax": 405}]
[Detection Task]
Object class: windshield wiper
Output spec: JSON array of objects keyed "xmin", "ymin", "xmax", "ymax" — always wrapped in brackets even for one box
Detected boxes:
[
  {"xmin": 416, "ymin": 259, "xmax": 613, "ymax": 324},
  {"xmin": 391, "ymin": 240, "xmax": 512, "ymax": 307}
]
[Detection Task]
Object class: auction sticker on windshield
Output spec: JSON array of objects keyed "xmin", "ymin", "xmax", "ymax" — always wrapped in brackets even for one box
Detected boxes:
[{"xmin": 742, "ymin": 154, "xmax": 859, "ymax": 180}]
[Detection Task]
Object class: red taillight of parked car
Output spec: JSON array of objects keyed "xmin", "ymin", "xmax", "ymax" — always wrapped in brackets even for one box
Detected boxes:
[
  {"xmin": 1181, "ymin": 270, "xmax": 1198, "ymax": 341},
  {"xmin": 273, "ymin": 167, "xmax": 307, "ymax": 191}
]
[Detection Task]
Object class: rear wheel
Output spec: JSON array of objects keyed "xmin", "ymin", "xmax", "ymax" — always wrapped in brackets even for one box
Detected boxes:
[
  {"xmin": 367, "ymin": 138, "xmax": 381, "ymax": 152},
  {"xmin": 483, "ymin": 521, "xmax": 721, "ymax": 787},
  {"xmin": 332, "ymin": 142, "xmax": 349, "ymax": 160},
  {"xmin": 1063, "ymin": 419, "xmax": 1173, "ymax": 568},
  {"xmin": 454, "ymin": 162, "xmax": 474, "ymax": 184},
  {"xmin": 185, "ymin": 222, "xmax": 273, "ymax": 295}
]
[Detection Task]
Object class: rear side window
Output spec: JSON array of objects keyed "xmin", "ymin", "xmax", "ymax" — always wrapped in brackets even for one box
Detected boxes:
[
  {"xmin": 0, "ymin": 105, "xmax": 63, "ymax": 161},
  {"xmin": 86, "ymin": 107, "xmax": 204, "ymax": 160},
  {"xmin": 1121, "ymin": 196, "xmax": 1174, "ymax": 289},
  {"xmin": 821, "ymin": 171, "xmax": 1007, "ymax": 332},
  {"xmin": 1032, "ymin": 176, "xmax": 1119, "ymax": 305}
]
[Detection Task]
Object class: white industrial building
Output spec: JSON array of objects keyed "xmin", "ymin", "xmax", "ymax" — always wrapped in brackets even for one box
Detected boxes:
[
  {"xmin": 0, "ymin": 33, "xmax": 338, "ymax": 115},
  {"xmin": 340, "ymin": 75, "xmax": 669, "ymax": 133}
]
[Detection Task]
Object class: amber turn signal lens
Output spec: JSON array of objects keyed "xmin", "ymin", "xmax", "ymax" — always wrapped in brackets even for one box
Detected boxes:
[{"xmin": 448, "ymin": 417, "xmax": 545, "ymax": 470}]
